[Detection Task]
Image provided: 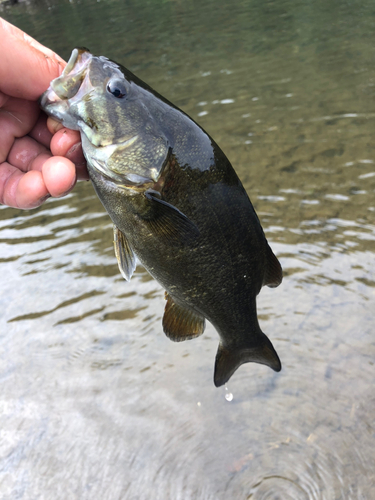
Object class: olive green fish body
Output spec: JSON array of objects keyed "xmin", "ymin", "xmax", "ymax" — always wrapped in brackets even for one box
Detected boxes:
[{"xmin": 40, "ymin": 48, "xmax": 283, "ymax": 387}]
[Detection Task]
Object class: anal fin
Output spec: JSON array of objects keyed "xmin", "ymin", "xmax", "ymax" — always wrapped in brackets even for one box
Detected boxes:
[
  {"xmin": 163, "ymin": 293, "xmax": 205, "ymax": 342},
  {"xmin": 263, "ymin": 243, "xmax": 283, "ymax": 288},
  {"xmin": 113, "ymin": 225, "xmax": 137, "ymax": 281}
]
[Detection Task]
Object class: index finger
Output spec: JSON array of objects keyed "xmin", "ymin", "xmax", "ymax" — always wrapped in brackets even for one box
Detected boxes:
[{"xmin": 0, "ymin": 18, "xmax": 66, "ymax": 100}]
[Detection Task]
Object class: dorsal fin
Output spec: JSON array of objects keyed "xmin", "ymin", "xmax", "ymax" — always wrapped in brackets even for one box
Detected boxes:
[
  {"xmin": 263, "ymin": 243, "xmax": 283, "ymax": 288},
  {"xmin": 162, "ymin": 293, "xmax": 205, "ymax": 341}
]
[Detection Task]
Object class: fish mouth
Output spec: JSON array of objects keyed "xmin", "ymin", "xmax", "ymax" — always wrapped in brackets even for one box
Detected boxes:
[
  {"xmin": 50, "ymin": 47, "xmax": 92, "ymax": 100},
  {"xmin": 62, "ymin": 47, "xmax": 91, "ymax": 78},
  {"xmin": 39, "ymin": 48, "xmax": 93, "ymax": 129}
]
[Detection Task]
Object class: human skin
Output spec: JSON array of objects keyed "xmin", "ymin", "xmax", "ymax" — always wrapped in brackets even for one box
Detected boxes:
[{"xmin": 0, "ymin": 17, "xmax": 88, "ymax": 209}]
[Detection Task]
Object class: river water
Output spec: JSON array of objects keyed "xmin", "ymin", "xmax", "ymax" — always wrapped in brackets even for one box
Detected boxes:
[{"xmin": 1, "ymin": 1, "xmax": 374, "ymax": 499}]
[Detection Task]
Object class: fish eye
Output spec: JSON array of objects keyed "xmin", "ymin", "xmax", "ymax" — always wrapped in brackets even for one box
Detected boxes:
[{"xmin": 106, "ymin": 79, "xmax": 127, "ymax": 98}]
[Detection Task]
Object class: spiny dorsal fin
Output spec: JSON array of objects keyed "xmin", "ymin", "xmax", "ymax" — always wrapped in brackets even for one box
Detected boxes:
[
  {"xmin": 163, "ymin": 293, "xmax": 206, "ymax": 342},
  {"xmin": 214, "ymin": 335, "xmax": 281, "ymax": 387},
  {"xmin": 143, "ymin": 191, "xmax": 199, "ymax": 245},
  {"xmin": 263, "ymin": 243, "xmax": 283, "ymax": 288},
  {"xmin": 113, "ymin": 225, "xmax": 137, "ymax": 281}
]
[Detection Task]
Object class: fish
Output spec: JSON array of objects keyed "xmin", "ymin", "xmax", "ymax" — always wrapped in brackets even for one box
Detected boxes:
[{"xmin": 40, "ymin": 48, "xmax": 283, "ymax": 387}]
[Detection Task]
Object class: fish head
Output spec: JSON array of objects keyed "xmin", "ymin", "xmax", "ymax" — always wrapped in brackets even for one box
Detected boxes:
[{"xmin": 40, "ymin": 48, "xmax": 170, "ymax": 186}]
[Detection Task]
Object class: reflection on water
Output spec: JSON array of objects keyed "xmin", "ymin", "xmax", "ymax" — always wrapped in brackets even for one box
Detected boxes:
[{"xmin": 1, "ymin": 0, "xmax": 374, "ymax": 498}]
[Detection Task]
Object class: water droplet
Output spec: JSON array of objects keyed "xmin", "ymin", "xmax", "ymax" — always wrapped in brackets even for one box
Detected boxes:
[{"xmin": 224, "ymin": 384, "xmax": 233, "ymax": 402}]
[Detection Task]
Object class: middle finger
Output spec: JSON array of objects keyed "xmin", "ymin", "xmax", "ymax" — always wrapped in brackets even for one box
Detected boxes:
[{"xmin": 7, "ymin": 135, "xmax": 50, "ymax": 172}]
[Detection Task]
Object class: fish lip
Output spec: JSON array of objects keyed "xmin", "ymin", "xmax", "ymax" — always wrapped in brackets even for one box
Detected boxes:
[
  {"xmin": 62, "ymin": 47, "xmax": 91, "ymax": 77},
  {"xmin": 39, "ymin": 89, "xmax": 73, "ymax": 130},
  {"xmin": 39, "ymin": 87, "xmax": 80, "ymax": 132},
  {"xmin": 39, "ymin": 85, "xmax": 61, "ymax": 109},
  {"xmin": 51, "ymin": 48, "xmax": 93, "ymax": 100},
  {"xmin": 40, "ymin": 48, "xmax": 93, "ymax": 109},
  {"xmin": 40, "ymin": 48, "xmax": 95, "ymax": 131}
]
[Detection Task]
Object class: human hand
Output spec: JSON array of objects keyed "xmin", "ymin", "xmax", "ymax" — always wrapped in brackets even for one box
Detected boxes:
[{"xmin": 0, "ymin": 18, "xmax": 88, "ymax": 210}]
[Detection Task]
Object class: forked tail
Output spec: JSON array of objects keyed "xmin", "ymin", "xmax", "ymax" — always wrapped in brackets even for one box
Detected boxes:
[{"xmin": 214, "ymin": 333, "xmax": 281, "ymax": 387}]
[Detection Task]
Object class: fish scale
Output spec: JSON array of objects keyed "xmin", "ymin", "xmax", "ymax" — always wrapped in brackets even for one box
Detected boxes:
[{"xmin": 40, "ymin": 47, "xmax": 283, "ymax": 387}]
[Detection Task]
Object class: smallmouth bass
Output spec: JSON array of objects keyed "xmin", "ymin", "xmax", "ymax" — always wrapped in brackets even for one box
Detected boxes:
[{"xmin": 40, "ymin": 48, "xmax": 283, "ymax": 387}]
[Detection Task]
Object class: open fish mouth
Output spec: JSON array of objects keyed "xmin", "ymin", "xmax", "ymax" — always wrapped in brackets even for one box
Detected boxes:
[
  {"xmin": 49, "ymin": 47, "xmax": 92, "ymax": 101},
  {"xmin": 39, "ymin": 48, "xmax": 93, "ymax": 129}
]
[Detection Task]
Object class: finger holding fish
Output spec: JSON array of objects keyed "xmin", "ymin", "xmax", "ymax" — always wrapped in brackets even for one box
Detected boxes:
[{"xmin": 47, "ymin": 117, "xmax": 88, "ymax": 180}]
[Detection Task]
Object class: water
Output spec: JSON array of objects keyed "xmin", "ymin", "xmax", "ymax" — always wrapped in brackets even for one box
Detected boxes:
[
  {"xmin": 225, "ymin": 385, "xmax": 234, "ymax": 402},
  {"xmin": 1, "ymin": 0, "xmax": 374, "ymax": 498}
]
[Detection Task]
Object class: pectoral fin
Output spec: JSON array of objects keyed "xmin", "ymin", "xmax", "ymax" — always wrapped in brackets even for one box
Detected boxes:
[
  {"xmin": 142, "ymin": 191, "xmax": 199, "ymax": 245},
  {"xmin": 163, "ymin": 293, "xmax": 205, "ymax": 341},
  {"xmin": 113, "ymin": 225, "xmax": 137, "ymax": 281},
  {"xmin": 263, "ymin": 243, "xmax": 283, "ymax": 288},
  {"xmin": 214, "ymin": 334, "xmax": 281, "ymax": 387}
]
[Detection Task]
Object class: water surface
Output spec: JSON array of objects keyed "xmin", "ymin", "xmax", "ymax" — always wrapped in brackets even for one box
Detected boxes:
[{"xmin": 1, "ymin": 0, "xmax": 374, "ymax": 498}]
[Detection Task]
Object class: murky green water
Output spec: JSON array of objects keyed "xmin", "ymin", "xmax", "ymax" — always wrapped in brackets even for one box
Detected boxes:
[{"xmin": 1, "ymin": 0, "xmax": 374, "ymax": 498}]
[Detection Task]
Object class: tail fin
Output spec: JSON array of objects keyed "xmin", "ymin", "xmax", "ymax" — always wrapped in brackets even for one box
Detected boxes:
[{"xmin": 214, "ymin": 334, "xmax": 281, "ymax": 387}]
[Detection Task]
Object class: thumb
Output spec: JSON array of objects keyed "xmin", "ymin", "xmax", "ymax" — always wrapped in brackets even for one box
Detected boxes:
[{"xmin": 0, "ymin": 18, "xmax": 66, "ymax": 100}]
